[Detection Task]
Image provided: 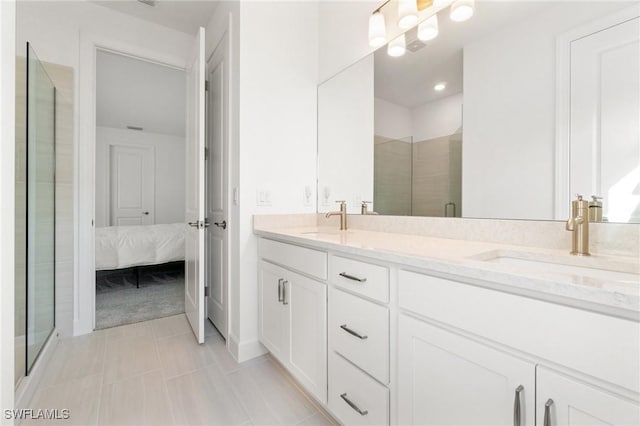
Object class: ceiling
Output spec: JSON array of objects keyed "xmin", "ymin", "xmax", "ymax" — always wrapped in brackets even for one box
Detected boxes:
[
  {"xmin": 92, "ymin": 0, "xmax": 218, "ymax": 34},
  {"xmin": 96, "ymin": 50, "xmax": 186, "ymax": 136},
  {"xmin": 375, "ymin": 2, "xmax": 549, "ymax": 108}
]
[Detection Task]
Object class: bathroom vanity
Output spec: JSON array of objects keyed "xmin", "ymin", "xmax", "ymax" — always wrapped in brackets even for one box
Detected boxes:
[{"xmin": 255, "ymin": 225, "xmax": 639, "ymax": 425}]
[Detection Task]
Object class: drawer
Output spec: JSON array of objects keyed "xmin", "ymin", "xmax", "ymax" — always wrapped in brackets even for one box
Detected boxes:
[
  {"xmin": 329, "ymin": 287, "xmax": 389, "ymax": 383},
  {"xmin": 330, "ymin": 255, "xmax": 389, "ymax": 303},
  {"xmin": 259, "ymin": 238, "xmax": 327, "ymax": 280},
  {"xmin": 398, "ymin": 269, "xmax": 640, "ymax": 394},
  {"xmin": 328, "ymin": 351, "xmax": 389, "ymax": 426}
]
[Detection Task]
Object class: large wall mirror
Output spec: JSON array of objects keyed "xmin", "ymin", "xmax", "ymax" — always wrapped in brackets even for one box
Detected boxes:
[{"xmin": 317, "ymin": 1, "xmax": 640, "ymax": 223}]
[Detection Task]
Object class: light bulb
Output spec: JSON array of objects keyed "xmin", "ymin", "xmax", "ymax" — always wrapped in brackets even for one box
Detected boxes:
[
  {"xmin": 434, "ymin": 82, "xmax": 446, "ymax": 91},
  {"xmin": 398, "ymin": 0, "xmax": 419, "ymax": 29},
  {"xmin": 417, "ymin": 15, "xmax": 439, "ymax": 41},
  {"xmin": 368, "ymin": 11, "xmax": 387, "ymax": 48},
  {"xmin": 387, "ymin": 34, "xmax": 406, "ymax": 57},
  {"xmin": 450, "ymin": 0, "xmax": 474, "ymax": 22}
]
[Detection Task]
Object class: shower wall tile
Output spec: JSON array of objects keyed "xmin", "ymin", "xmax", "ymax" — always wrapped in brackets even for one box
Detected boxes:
[
  {"xmin": 374, "ymin": 137, "xmax": 412, "ymax": 216},
  {"xmin": 42, "ymin": 61, "xmax": 74, "ymax": 338}
]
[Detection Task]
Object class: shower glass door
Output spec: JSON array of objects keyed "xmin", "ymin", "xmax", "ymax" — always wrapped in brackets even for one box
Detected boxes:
[{"xmin": 25, "ymin": 42, "xmax": 56, "ymax": 373}]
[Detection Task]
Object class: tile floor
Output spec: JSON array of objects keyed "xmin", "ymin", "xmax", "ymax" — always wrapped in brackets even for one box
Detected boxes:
[{"xmin": 24, "ymin": 315, "xmax": 337, "ymax": 426}]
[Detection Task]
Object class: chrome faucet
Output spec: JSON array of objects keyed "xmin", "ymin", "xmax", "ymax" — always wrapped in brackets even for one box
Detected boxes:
[
  {"xmin": 361, "ymin": 201, "xmax": 378, "ymax": 215},
  {"xmin": 326, "ymin": 200, "xmax": 347, "ymax": 230},
  {"xmin": 566, "ymin": 195, "xmax": 590, "ymax": 256}
]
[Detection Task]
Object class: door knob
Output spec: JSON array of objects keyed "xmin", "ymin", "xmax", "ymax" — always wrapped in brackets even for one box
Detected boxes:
[
  {"xmin": 214, "ymin": 220, "xmax": 227, "ymax": 229},
  {"xmin": 142, "ymin": 211, "xmax": 150, "ymax": 215}
]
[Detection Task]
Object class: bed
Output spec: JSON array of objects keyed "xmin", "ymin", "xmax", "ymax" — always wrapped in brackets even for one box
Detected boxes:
[{"xmin": 95, "ymin": 223, "xmax": 186, "ymax": 287}]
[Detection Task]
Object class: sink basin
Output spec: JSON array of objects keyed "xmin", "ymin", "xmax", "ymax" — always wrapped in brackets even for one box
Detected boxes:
[
  {"xmin": 475, "ymin": 251, "xmax": 640, "ymax": 284},
  {"xmin": 487, "ymin": 256, "xmax": 639, "ymax": 283}
]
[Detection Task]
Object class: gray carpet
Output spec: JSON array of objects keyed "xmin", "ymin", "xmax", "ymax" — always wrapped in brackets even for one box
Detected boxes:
[{"xmin": 95, "ymin": 265, "xmax": 185, "ymax": 330}]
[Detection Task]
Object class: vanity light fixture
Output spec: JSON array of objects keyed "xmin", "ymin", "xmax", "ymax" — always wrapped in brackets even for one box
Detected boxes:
[
  {"xmin": 418, "ymin": 15, "xmax": 439, "ymax": 41},
  {"xmin": 368, "ymin": 0, "xmax": 473, "ymax": 57},
  {"xmin": 450, "ymin": 0, "xmax": 474, "ymax": 22},
  {"xmin": 434, "ymin": 82, "xmax": 446, "ymax": 91},
  {"xmin": 369, "ymin": 11, "xmax": 387, "ymax": 47},
  {"xmin": 388, "ymin": 33, "xmax": 407, "ymax": 57},
  {"xmin": 398, "ymin": 0, "xmax": 419, "ymax": 29}
]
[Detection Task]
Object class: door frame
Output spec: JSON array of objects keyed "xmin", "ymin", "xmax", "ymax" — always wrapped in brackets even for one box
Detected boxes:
[
  {"xmin": 554, "ymin": 4, "xmax": 640, "ymax": 220},
  {"xmin": 77, "ymin": 33, "xmax": 187, "ymax": 335},
  {"xmin": 205, "ymin": 29, "xmax": 232, "ymax": 341},
  {"xmin": 107, "ymin": 143, "xmax": 156, "ymax": 227}
]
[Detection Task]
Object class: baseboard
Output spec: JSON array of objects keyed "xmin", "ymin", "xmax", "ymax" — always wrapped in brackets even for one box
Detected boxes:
[
  {"xmin": 14, "ymin": 329, "xmax": 59, "ymax": 412},
  {"xmin": 228, "ymin": 333, "xmax": 267, "ymax": 363}
]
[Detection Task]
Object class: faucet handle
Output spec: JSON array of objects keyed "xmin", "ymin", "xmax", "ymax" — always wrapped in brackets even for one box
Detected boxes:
[
  {"xmin": 362, "ymin": 201, "xmax": 372, "ymax": 205},
  {"xmin": 335, "ymin": 200, "xmax": 346, "ymax": 205}
]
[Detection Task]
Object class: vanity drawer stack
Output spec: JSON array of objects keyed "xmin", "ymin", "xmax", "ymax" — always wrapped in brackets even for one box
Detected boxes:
[{"xmin": 327, "ymin": 255, "xmax": 391, "ymax": 425}]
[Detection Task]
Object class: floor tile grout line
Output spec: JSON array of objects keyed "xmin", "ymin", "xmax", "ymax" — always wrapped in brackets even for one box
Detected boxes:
[
  {"xmin": 154, "ymin": 332, "xmax": 178, "ymax": 426},
  {"xmin": 94, "ymin": 327, "xmax": 108, "ymax": 426},
  {"xmin": 226, "ymin": 365, "xmax": 283, "ymax": 426}
]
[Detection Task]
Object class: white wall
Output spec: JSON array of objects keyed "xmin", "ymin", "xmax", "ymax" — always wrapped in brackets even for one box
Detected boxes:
[
  {"xmin": 16, "ymin": 1, "xmax": 194, "ymax": 336},
  {"xmin": 412, "ymin": 93, "xmax": 463, "ymax": 142},
  {"xmin": 462, "ymin": 2, "xmax": 630, "ymax": 220},
  {"xmin": 375, "ymin": 93, "xmax": 463, "ymax": 142},
  {"xmin": 95, "ymin": 126, "xmax": 186, "ymax": 228},
  {"xmin": 318, "ymin": 55, "xmax": 374, "ymax": 213},
  {"xmin": 0, "ymin": 0, "xmax": 16, "ymax": 417},
  {"xmin": 374, "ymin": 97, "xmax": 412, "ymax": 140}
]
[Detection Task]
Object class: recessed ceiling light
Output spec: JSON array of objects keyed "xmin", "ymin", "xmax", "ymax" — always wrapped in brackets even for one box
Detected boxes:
[{"xmin": 434, "ymin": 83, "xmax": 447, "ymax": 92}]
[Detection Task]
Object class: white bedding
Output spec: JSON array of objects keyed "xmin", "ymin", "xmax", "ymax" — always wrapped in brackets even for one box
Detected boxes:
[{"xmin": 95, "ymin": 223, "xmax": 186, "ymax": 271}]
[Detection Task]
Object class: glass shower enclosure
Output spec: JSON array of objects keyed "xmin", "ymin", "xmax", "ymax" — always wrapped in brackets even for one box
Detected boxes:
[{"xmin": 15, "ymin": 42, "xmax": 56, "ymax": 384}]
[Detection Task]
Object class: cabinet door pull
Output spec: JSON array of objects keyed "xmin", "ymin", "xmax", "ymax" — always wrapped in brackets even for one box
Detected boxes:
[
  {"xmin": 544, "ymin": 399, "xmax": 554, "ymax": 426},
  {"xmin": 340, "ymin": 324, "xmax": 368, "ymax": 340},
  {"xmin": 282, "ymin": 280, "xmax": 289, "ymax": 305},
  {"xmin": 277, "ymin": 278, "xmax": 284, "ymax": 303},
  {"xmin": 513, "ymin": 385, "xmax": 524, "ymax": 426},
  {"xmin": 339, "ymin": 272, "xmax": 367, "ymax": 282},
  {"xmin": 340, "ymin": 393, "xmax": 368, "ymax": 416}
]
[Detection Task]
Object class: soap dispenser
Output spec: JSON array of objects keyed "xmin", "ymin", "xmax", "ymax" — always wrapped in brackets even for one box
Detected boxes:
[{"xmin": 588, "ymin": 195, "xmax": 603, "ymax": 223}]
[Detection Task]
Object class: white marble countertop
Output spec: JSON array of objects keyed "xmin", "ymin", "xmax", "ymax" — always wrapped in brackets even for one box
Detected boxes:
[{"xmin": 254, "ymin": 226, "xmax": 640, "ymax": 321}]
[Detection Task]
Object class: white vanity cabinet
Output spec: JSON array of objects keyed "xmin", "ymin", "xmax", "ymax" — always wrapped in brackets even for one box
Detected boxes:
[
  {"xmin": 258, "ymin": 240, "xmax": 328, "ymax": 404},
  {"xmin": 397, "ymin": 314, "xmax": 536, "ymax": 425},
  {"xmin": 397, "ymin": 269, "xmax": 640, "ymax": 426},
  {"xmin": 255, "ymin": 234, "xmax": 639, "ymax": 426},
  {"xmin": 536, "ymin": 367, "xmax": 640, "ymax": 426}
]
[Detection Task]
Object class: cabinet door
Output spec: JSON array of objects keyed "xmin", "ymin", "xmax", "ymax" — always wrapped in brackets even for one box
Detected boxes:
[
  {"xmin": 258, "ymin": 261, "xmax": 286, "ymax": 359},
  {"xmin": 285, "ymin": 270, "xmax": 327, "ymax": 404},
  {"xmin": 537, "ymin": 367, "xmax": 640, "ymax": 426},
  {"xmin": 398, "ymin": 314, "xmax": 535, "ymax": 426}
]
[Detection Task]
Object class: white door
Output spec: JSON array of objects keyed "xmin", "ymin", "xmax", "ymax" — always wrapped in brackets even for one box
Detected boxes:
[
  {"xmin": 109, "ymin": 145, "xmax": 154, "ymax": 226},
  {"xmin": 397, "ymin": 314, "xmax": 535, "ymax": 426},
  {"xmin": 537, "ymin": 366, "xmax": 639, "ymax": 425},
  {"xmin": 570, "ymin": 15, "xmax": 640, "ymax": 222},
  {"xmin": 205, "ymin": 34, "xmax": 229, "ymax": 339},
  {"xmin": 286, "ymin": 271, "xmax": 327, "ymax": 403},
  {"xmin": 185, "ymin": 27, "xmax": 206, "ymax": 344}
]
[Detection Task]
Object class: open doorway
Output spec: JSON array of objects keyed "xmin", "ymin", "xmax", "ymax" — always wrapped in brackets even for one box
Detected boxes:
[{"xmin": 93, "ymin": 50, "xmax": 187, "ymax": 329}]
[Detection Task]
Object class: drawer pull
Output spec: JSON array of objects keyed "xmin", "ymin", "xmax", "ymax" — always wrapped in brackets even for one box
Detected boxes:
[
  {"xmin": 340, "ymin": 393, "xmax": 368, "ymax": 416},
  {"xmin": 513, "ymin": 385, "xmax": 523, "ymax": 426},
  {"xmin": 340, "ymin": 324, "xmax": 368, "ymax": 340},
  {"xmin": 339, "ymin": 272, "xmax": 367, "ymax": 282},
  {"xmin": 544, "ymin": 399, "xmax": 554, "ymax": 426},
  {"xmin": 277, "ymin": 278, "xmax": 284, "ymax": 303},
  {"xmin": 282, "ymin": 280, "xmax": 289, "ymax": 305}
]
